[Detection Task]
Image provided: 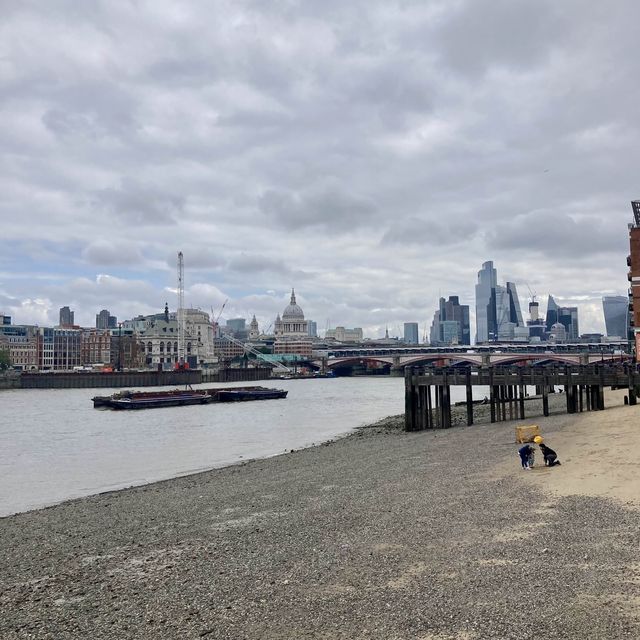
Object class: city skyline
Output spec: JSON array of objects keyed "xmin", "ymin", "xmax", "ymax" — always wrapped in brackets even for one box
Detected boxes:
[{"xmin": 1, "ymin": 2, "xmax": 638, "ymax": 336}]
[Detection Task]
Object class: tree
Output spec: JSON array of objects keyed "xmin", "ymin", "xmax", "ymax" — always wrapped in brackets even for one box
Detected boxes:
[{"xmin": 0, "ymin": 349, "xmax": 11, "ymax": 370}]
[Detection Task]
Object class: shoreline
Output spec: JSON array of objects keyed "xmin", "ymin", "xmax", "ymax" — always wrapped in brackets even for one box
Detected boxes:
[
  {"xmin": 1, "ymin": 391, "xmax": 567, "ymax": 520},
  {"xmin": 1, "ymin": 390, "xmax": 639, "ymax": 638}
]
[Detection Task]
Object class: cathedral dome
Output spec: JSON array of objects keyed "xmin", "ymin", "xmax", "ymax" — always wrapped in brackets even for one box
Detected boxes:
[{"xmin": 282, "ymin": 289, "xmax": 304, "ymax": 320}]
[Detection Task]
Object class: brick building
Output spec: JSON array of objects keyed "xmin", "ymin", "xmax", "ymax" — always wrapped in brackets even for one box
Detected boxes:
[{"xmin": 628, "ymin": 200, "xmax": 640, "ymax": 360}]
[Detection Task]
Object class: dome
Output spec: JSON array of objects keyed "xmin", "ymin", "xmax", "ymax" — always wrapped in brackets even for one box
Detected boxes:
[{"xmin": 282, "ymin": 289, "xmax": 304, "ymax": 320}]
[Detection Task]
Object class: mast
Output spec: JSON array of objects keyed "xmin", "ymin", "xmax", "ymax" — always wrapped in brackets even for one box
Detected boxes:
[{"xmin": 177, "ymin": 251, "xmax": 185, "ymax": 367}]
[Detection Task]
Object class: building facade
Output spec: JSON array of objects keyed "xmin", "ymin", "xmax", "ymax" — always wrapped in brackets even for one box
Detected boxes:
[
  {"xmin": 475, "ymin": 262, "xmax": 524, "ymax": 343},
  {"xmin": 602, "ymin": 295, "xmax": 628, "ymax": 339},
  {"xmin": 59, "ymin": 306, "xmax": 75, "ymax": 327},
  {"xmin": 628, "ymin": 200, "xmax": 640, "ymax": 359},
  {"xmin": 431, "ymin": 296, "xmax": 471, "ymax": 346},
  {"xmin": 273, "ymin": 289, "xmax": 313, "ymax": 356},
  {"xmin": 0, "ymin": 324, "xmax": 38, "ymax": 370},
  {"xmin": 403, "ymin": 322, "xmax": 419, "ymax": 344},
  {"xmin": 96, "ymin": 309, "xmax": 117, "ymax": 329},
  {"xmin": 325, "ymin": 326, "xmax": 364, "ymax": 343}
]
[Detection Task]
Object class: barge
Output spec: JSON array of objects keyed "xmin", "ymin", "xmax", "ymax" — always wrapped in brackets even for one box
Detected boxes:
[{"xmin": 93, "ymin": 385, "xmax": 288, "ymax": 410}]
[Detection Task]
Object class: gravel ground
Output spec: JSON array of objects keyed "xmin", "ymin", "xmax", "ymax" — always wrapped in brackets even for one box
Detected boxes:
[{"xmin": 1, "ymin": 394, "xmax": 639, "ymax": 639}]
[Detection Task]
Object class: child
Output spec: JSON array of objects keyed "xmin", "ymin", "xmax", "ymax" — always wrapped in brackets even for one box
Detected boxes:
[{"xmin": 518, "ymin": 443, "xmax": 535, "ymax": 470}]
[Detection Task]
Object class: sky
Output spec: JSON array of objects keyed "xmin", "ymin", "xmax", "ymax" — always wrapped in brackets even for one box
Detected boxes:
[{"xmin": 1, "ymin": 0, "xmax": 638, "ymax": 340}]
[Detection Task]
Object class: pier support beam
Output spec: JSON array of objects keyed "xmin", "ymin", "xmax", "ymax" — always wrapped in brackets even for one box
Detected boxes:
[{"xmin": 465, "ymin": 371, "xmax": 474, "ymax": 426}]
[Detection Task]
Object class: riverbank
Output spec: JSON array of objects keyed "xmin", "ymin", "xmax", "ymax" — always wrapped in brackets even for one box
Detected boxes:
[{"xmin": 1, "ymin": 391, "xmax": 639, "ymax": 639}]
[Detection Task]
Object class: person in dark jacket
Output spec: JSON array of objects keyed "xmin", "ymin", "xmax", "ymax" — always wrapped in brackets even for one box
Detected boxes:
[
  {"xmin": 518, "ymin": 444, "xmax": 534, "ymax": 470},
  {"xmin": 538, "ymin": 442, "xmax": 561, "ymax": 466}
]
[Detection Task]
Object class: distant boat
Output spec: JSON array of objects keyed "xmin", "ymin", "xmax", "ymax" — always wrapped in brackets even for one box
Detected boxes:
[{"xmin": 93, "ymin": 386, "xmax": 288, "ymax": 410}]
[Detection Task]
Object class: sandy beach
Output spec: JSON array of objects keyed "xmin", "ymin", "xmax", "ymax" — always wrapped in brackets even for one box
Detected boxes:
[{"xmin": 1, "ymin": 390, "xmax": 639, "ymax": 639}]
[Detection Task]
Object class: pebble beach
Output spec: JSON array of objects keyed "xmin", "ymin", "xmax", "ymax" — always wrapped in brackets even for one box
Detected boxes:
[{"xmin": 1, "ymin": 390, "xmax": 639, "ymax": 639}]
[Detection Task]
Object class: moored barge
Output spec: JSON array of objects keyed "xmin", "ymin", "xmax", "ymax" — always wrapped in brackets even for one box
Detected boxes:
[{"xmin": 93, "ymin": 386, "xmax": 288, "ymax": 410}]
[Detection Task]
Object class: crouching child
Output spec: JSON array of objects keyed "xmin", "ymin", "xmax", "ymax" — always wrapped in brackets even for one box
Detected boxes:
[{"xmin": 518, "ymin": 444, "xmax": 534, "ymax": 470}]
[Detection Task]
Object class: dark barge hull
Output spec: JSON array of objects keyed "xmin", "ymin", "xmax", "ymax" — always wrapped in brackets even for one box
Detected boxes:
[
  {"xmin": 93, "ymin": 386, "xmax": 287, "ymax": 409},
  {"xmin": 109, "ymin": 395, "xmax": 212, "ymax": 410}
]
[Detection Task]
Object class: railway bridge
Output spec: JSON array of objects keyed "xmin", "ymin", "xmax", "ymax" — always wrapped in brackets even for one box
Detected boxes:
[{"xmin": 314, "ymin": 345, "xmax": 628, "ymax": 374}]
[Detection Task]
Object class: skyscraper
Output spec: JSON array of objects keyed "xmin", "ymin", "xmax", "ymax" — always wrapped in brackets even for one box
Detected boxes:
[
  {"xmin": 96, "ymin": 309, "xmax": 117, "ymax": 329},
  {"xmin": 475, "ymin": 262, "xmax": 523, "ymax": 343},
  {"xmin": 546, "ymin": 295, "xmax": 579, "ymax": 341},
  {"xmin": 602, "ymin": 296, "xmax": 629, "ymax": 339},
  {"xmin": 59, "ymin": 306, "xmax": 74, "ymax": 327},
  {"xmin": 403, "ymin": 322, "xmax": 419, "ymax": 344},
  {"xmin": 475, "ymin": 261, "xmax": 497, "ymax": 343},
  {"xmin": 430, "ymin": 296, "xmax": 470, "ymax": 346}
]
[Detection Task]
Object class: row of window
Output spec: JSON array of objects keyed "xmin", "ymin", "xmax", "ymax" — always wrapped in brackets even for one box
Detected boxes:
[{"xmin": 139, "ymin": 342, "xmax": 192, "ymax": 353}]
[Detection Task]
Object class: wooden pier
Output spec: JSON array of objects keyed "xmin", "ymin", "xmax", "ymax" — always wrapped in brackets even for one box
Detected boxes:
[{"xmin": 404, "ymin": 364, "xmax": 639, "ymax": 431}]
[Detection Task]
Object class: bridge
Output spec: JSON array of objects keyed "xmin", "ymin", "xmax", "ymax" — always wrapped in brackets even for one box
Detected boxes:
[{"xmin": 313, "ymin": 343, "xmax": 630, "ymax": 373}]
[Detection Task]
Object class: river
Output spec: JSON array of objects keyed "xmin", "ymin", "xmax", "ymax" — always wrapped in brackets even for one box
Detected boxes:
[{"xmin": 0, "ymin": 377, "xmax": 485, "ymax": 517}]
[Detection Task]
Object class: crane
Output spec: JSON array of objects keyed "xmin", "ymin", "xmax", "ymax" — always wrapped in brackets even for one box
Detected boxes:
[
  {"xmin": 219, "ymin": 332, "xmax": 291, "ymax": 373},
  {"xmin": 177, "ymin": 251, "xmax": 185, "ymax": 368},
  {"xmin": 211, "ymin": 299, "xmax": 228, "ymax": 326}
]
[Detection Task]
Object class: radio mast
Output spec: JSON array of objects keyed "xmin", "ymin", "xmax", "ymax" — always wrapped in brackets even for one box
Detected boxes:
[{"xmin": 177, "ymin": 251, "xmax": 185, "ymax": 367}]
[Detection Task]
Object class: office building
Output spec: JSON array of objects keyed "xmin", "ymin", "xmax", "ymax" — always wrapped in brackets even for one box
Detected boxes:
[
  {"xmin": 59, "ymin": 306, "xmax": 75, "ymax": 327},
  {"xmin": 430, "ymin": 296, "xmax": 470, "ymax": 346},
  {"xmin": 603, "ymin": 295, "xmax": 629, "ymax": 339},
  {"xmin": 546, "ymin": 295, "xmax": 579, "ymax": 341},
  {"xmin": 307, "ymin": 320, "xmax": 318, "ymax": 338},
  {"xmin": 475, "ymin": 262, "xmax": 523, "ymax": 343},
  {"xmin": 96, "ymin": 309, "xmax": 117, "ymax": 329},
  {"xmin": 226, "ymin": 318, "xmax": 247, "ymax": 340},
  {"xmin": 325, "ymin": 326, "xmax": 364, "ymax": 342},
  {"xmin": 403, "ymin": 322, "xmax": 419, "ymax": 344},
  {"xmin": 475, "ymin": 261, "xmax": 498, "ymax": 343}
]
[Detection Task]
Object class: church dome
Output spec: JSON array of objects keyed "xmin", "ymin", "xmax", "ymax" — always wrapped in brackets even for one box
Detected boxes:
[{"xmin": 282, "ymin": 289, "xmax": 304, "ymax": 320}]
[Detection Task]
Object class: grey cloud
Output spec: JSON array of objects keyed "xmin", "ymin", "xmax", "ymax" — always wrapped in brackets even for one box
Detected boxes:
[
  {"xmin": 259, "ymin": 186, "xmax": 376, "ymax": 231},
  {"xmin": 93, "ymin": 180, "xmax": 183, "ymax": 225},
  {"xmin": 488, "ymin": 210, "xmax": 626, "ymax": 257},
  {"xmin": 82, "ymin": 241, "xmax": 143, "ymax": 266},
  {"xmin": 227, "ymin": 254, "xmax": 291, "ymax": 276},
  {"xmin": 435, "ymin": 0, "xmax": 569, "ymax": 76},
  {"xmin": 381, "ymin": 217, "xmax": 480, "ymax": 246}
]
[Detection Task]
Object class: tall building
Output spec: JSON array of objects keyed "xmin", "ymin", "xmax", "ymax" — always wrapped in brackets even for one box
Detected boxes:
[
  {"xmin": 403, "ymin": 322, "xmax": 419, "ymax": 344},
  {"xmin": 475, "ymin": 262, "xmax": 523, "ymax": 343},
  {"xmin": 603, "ymin": 296, "xmax": 629, "ymax": 339},
  {"xmin": 96, "ymin": 309, "xmax": 117, "ymax": 329},
  {"xmin": 225, "ymin": 318, "xmax": 247, "ymax": 340},
  {"xmin": 307, "ymin": 320, "xmax": 318, "ymax": 338},
  {"xmin": 430, "ymin": 296, "xmax": 470, "ymax": 346},
  {"xmin": 545, "ymin": 295, "xmax": 579, "ymax": 341},
  {"xmin": 59, "ymin": 306, "xmax": 74, "ymax": 327},
  {"xmin": 545, "ymin": 295, "xmax": 559, "ymax": 332},
  {"xmin": 475, "ymin": 261, "xmax": 497, "ymax": 343}
]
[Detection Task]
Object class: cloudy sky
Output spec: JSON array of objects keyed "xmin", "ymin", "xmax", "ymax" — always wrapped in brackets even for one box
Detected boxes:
[{"xmin": 1, "ymin": 0, "xmax": 637, "ymax": 340}]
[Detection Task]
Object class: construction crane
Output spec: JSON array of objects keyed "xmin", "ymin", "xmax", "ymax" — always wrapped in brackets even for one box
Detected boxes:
[
  {"xmin": 219, "ymin": 332, "xmax": 291, "ymax": 373},
  {"xmin": 526, "ymin": 283, "xmax": 537, "ymax": 305},
  {"xmin": 211, "ymin": 299, "xmax": 228, "ymax": 330},
  {"xmin": 177, "ymin": 251, "xmax": 185, "ymax": 368}
]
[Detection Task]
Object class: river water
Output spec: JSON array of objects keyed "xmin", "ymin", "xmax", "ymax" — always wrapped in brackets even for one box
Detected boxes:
[{"xmin": 0, "ymin": 377, "xmax": 484, "ymax": 517}]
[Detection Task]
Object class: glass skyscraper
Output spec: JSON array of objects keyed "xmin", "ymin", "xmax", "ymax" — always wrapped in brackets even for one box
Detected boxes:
[
  {"xmin": 475, "ymin": 262, "xmax": 523, "ymax": 343},
  {"xmin": 602, "ymin": 296, "xmax": 628, "ymax": 338}
]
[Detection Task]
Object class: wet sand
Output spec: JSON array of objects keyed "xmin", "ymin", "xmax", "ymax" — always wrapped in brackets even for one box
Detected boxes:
[{"xmin": 1, "ymin": 390, "xmax": 639, "ymax": 639}]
